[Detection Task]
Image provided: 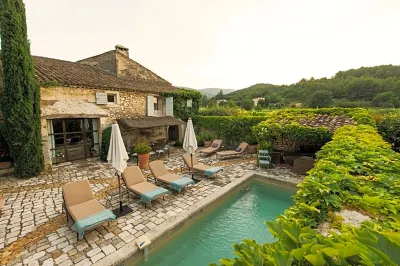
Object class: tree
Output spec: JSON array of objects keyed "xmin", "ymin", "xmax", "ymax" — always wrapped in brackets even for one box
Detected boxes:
[
  {"xmin": 307, "ymin": 90, "xmax": 333, "ymax": 108},
  {"xmin": 344, "ymin": 77, "xmax": 381, "ymax": 100},
  {"xmin": 201, "ymin": 94, "xmax": 209, "ymax": 107},
  {"xmin": 0, "ymin": 0, "xmax": 44, "ymax": 177},
  {"xmin": 241, "ymin": 99, "xmax": 254, "ymax": 110},
  {"xmin": 214, "ymin": 89, "xmax": 224, "ymax": 100},
  {"xmin": 372, "ymin": 92, "xmax": 400, "ymax": 108}
]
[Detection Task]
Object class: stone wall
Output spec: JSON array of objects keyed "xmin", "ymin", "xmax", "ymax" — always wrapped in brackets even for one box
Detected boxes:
[
  {"xmin": 40, "ymin": 86, "xmax": 155, "ymax": 169},
  {"xmin": 119, "ymin": 124, "xmax": 167, "ymax": 149},
  {"xmin": 273, "ymin": 139, "xmax": 300, "ymax": 152},
  {"xmin": 41, "ymin": 87, "xmax": 147, "ymax": 124}
]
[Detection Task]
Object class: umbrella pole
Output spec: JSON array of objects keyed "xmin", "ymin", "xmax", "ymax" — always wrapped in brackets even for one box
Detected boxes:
[
  {"xmin": 190, "ymin": 153, "xmax": 194, "ymax": 179},
  {"xmin": 117, "ymin": 172, "xmax": 122, "ymax": 211}
]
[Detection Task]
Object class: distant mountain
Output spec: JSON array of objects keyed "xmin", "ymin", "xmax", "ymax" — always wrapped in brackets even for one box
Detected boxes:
[{"xmin": 198, "ymin": 88, "xmax": 235, "ymax": 97}]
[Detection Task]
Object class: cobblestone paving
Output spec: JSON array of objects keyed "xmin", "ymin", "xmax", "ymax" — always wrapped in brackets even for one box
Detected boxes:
[{"xmin": 0, "ymin": 148, "xmax": 303, "ymax": 265}]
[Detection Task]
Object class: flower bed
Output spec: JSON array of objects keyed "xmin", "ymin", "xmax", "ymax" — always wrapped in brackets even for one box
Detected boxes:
[{"xmin": 214, "ymin": 125, "xmax": 400, "ymax": 265}]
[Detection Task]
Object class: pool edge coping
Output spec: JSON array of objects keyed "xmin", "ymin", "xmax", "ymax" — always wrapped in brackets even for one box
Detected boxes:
[{"xmin": 94, "ymin": 170, "xmax": 300, "ymax": 266}]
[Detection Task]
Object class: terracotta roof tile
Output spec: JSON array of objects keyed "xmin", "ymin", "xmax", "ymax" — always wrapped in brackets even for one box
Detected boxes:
[
  {"xmin": 0, "ymin": 56, "xmax": 178, "ymax": 94},
  {"xmin": 283, "ymin": 115, "xmax": 354, "ymax": 132}
]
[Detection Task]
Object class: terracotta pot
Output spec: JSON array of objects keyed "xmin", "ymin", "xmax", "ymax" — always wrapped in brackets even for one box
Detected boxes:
[
  {"xmin": 247, "ymin": 144, "xmax": 257, "ymax": 154},
  {"xmin": 204, "ymin": 140, "xmax": 212, "ymax": 148},
  {"xmin": 137, "ymin": 153, "xmax": 150, "ymax": 169},
  {"xmin": 0, "ymin": 161, "xmax": 12, "ymax": 170}
]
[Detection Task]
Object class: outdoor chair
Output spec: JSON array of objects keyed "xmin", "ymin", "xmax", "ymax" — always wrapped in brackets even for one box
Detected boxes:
[
  {"xmin": 216, "ymin": 142, "xmax": 249, "ymax": 159},
  {"xmin": 148, "ymin": 160, "xmax": 195, "ymax": 192},
  {"xmin": 62, "ymin": 180, "xmax": 116, "ymax": 240},
  {"xmin": 182, "ymin": 153, "xmax": 223, "ymax": 177},
  {"xmin": 199, "ymin": 139, "xmax": 222, "ymax": 156},
  {"xmin": 122, "ymin": 166, "xmax": 169, "ymax": 207}
]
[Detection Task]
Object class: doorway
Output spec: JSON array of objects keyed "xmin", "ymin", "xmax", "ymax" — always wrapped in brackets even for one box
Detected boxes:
[
  {"xmin": 48, "ymin": 118, "xmax": 100, "ymax": 163},
  {"xmin": 168, "ymin": 125, "xmax": 179, "ymax": 142}
]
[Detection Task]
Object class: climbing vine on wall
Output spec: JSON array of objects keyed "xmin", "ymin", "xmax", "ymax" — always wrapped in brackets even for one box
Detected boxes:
[{"xmin": 161, "ymin": 89, "xmax": 202, "ymax": 121}]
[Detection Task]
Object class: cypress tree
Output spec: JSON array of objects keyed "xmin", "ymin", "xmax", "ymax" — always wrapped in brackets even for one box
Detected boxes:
[{"xmin": 0, "ymin": 0, "xmax": 44, "ymax": 177}]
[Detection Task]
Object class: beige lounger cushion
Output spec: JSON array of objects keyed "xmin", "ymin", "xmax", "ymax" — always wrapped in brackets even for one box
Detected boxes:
[
  {"xmin": 193, "ymin": 164, "xmax": 211, "ymax": 172},
  {"xmin": 156, "ymin": 173, "xmax": 180, "ymax": 183},
  {"xmin": 182, "ymin": 153, "xmax": 199, "ymax": 167},
  {"xmin": 217, "ymin": 142, "xmax": 249, "ymax": 157},
  {"xmin": 67, "ymin": 199, "xmax": 105, "ymax": 221},
  {"xmin": 123, "ymin": 166, "xmax": 145, "ymax": 187},
  {"xmin": 63, "ymin": 180, "xmax": 94, "ymax": 207},
  {"xmin": 148, "ymin": 161, "xmax": 169, "ymax": 178},
  {"xmin": 217, "ymin": 150, "xmax": 240, "ymax": 156},
  {"xmin": 200, "ymin": 140, "xmax": 222, "ymax": 154},
  {"xmin": 128, "ymin": 182, "xmax": 159, "ymax": 194}
]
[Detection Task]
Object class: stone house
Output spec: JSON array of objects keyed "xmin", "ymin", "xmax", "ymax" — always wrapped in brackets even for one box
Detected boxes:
[{"xmin": 0, "ymin": 45, "xmax": 185, "ymax": 169}]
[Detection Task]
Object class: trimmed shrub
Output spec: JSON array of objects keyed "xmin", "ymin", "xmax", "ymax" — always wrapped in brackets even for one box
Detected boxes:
[
  {"xmin": 215, "ymin": 125, "xmax": 400, "ymax": 265},
  {"xmin": 193, "ymin": 116, "xmax": 268, "ymax": 146},
  {"xmin": 100, "ymin": 127, "xmax": 112, "ymax": 161},
  {"xmin": 198, "ymin": 107, "xmax": 245, "ymax": 116},
  {"xmin": 134, "ymin": 142, "xmax": 152, "ymax": 154}
]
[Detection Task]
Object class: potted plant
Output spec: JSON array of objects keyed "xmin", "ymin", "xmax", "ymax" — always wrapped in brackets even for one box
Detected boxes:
[
  {"xmin": 201, "ymin": 132, "xmax": 214, "ymax": 148},
  {"xmin": 134, "ymin": 142, "xmax": 152, "ymax": 169},
  {"xmin": 246, "ymin": 134, "xmax": 258, "ymax": 154},
  {"xmin": 196, "ymin": 135, "xmax": 204, "ymax": 147}
]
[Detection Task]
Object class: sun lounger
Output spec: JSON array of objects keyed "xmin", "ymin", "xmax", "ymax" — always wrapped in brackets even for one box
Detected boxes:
[
  {"xmin": 149, "ymin": 160, "xmax": 195, "ymax": 192},
  {"xmin": 62, "ymin": 180, "xmax": 116, "ymax": 240},
  {"xmin": 199, "ymin": 139, "xmax": 222, "ymax": 156},
  {"xmin": 122, "ymin": 166, "xmax": 170, "ymax": 207},
  {"xmin": 182, "ymin": 153, "xmax": 223, "ymax": 177},
  {"xmin": 216, "ymin": 142, "xmax": 249, "ymax": 159}
]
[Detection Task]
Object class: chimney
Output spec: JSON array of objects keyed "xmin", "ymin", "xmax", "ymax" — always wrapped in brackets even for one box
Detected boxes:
[{"xmin": 115, "ymin": 44, "xmax": 129, "ymax": 57}]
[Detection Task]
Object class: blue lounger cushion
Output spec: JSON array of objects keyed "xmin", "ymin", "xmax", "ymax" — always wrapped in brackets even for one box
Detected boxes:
[
  {"xmin": 170, "ymin": 176, "xmax": 195, "ymax": 193},
  {"xmin": 204, "ymin": 166, "xmax": 223, "ymax": 177},
  {"xmin": 72, "ymin": 210, "xmax": 116, "ymax": 239},
  {"xmin": 141, "ymin": 187, "xmax": 170, "ymax": 206}
]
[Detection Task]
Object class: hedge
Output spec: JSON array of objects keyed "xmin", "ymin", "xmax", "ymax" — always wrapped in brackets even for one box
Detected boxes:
[
  {"xmin": 215, "ymin": 125, "xmax": 400, "ymax": 265},
  {"xmin": 253, "ymin": 108, "xmax": 375, "ymax": 147},
  {"xmin": 193, "ymin": 116, "xmax": 269, "ymax": 146}
]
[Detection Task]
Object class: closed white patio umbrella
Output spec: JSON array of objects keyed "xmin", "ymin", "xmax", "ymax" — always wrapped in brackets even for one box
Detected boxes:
[
  {"xmin": 183, "ymin": 118, "xmax": 198, "ymax": 179},
  {"xmin": 107, "ymin": 123, "xmax": 132, "ymax": 217}
]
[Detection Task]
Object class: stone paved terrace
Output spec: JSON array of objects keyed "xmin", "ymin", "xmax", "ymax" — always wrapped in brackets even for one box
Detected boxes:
[{"xmin": 0, "ymin": 148, "xmax": 303, "ymax": 266}]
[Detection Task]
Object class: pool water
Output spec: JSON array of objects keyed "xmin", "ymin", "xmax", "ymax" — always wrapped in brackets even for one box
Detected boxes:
[{"xmin": 130, "ymin": 179, "xmax": 295, "ymax": 266}]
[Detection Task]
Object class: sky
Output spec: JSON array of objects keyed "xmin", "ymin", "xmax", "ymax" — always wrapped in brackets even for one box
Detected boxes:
[{"xmin": 23, "ymin": 0, "xmax": 400, "ymax": 90}]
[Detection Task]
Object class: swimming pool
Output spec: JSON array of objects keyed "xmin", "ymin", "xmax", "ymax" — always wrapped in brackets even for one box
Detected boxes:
[{"xmin": 124, "ymin": 179, "xmax": 295, "ymax": 266}]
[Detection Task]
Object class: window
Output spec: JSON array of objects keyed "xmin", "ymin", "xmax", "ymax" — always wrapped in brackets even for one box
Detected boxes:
[
  {"xmin": 107, "ymin": 94, "xmax": 116, "ymax": 103},
  {"xmin": 154, "ymin": 96, "xmax": 162, "ymax": 111}
]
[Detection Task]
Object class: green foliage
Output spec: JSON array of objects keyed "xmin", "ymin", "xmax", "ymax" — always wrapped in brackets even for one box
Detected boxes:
[
  {"xmin": 372, "ymin": 92, "xmax": 400, "ymax": 108},
  {"xmin": 0, "ymin": 0, "xmax": 44, "ymax": 177},
  {"xmin": 375, "ymin": 115, "xmax": 400, "ymax": 151},
  {"xmin": 134, "ymin": 142, "xmax": 152, "ymax": 154},
  {"xmin": 100, "ymin": 127, "xmax": 112, "ymax": 161},
  {"xmin": 174, "ymin": 140, "xmax": 183, "ymax": 147},
  {"xmin": 223, "ymin": 65, "xmax": 400, "ymax": 108},
  {"xmin": 258, "ymin": 140, "xmax": 273, "ymax": 152},
  {"xmin": 198, "ymin": 107, "xmax": 245, "ymax": 116},
  {"xmin": 193, "ymin": 116, "xmax": 268, "ymax": 146},
  {"xmin": 216, "ymin": 125, "xmax": 400, "ymax": 266},
  {"xmin": 253, "ymin": 108, "xmax": 374, "ymax": 148},
  {"xmin": 307, "ymin": 90, "xmax": 333, "ymax": 108},
  {"xmin": 200, "ymin": 132, "xmax": 215, "ymax": 141},
  {"xmin": 240, "ymin": 99, "xmax": 254, "ymax": 111},
  {"xmin": 196, "ymin": 135, "xmax": 204, "ymax": 147},
  {"xmin": 160, "ymin": 89, "xmax": 202, "ymax": 121}
]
